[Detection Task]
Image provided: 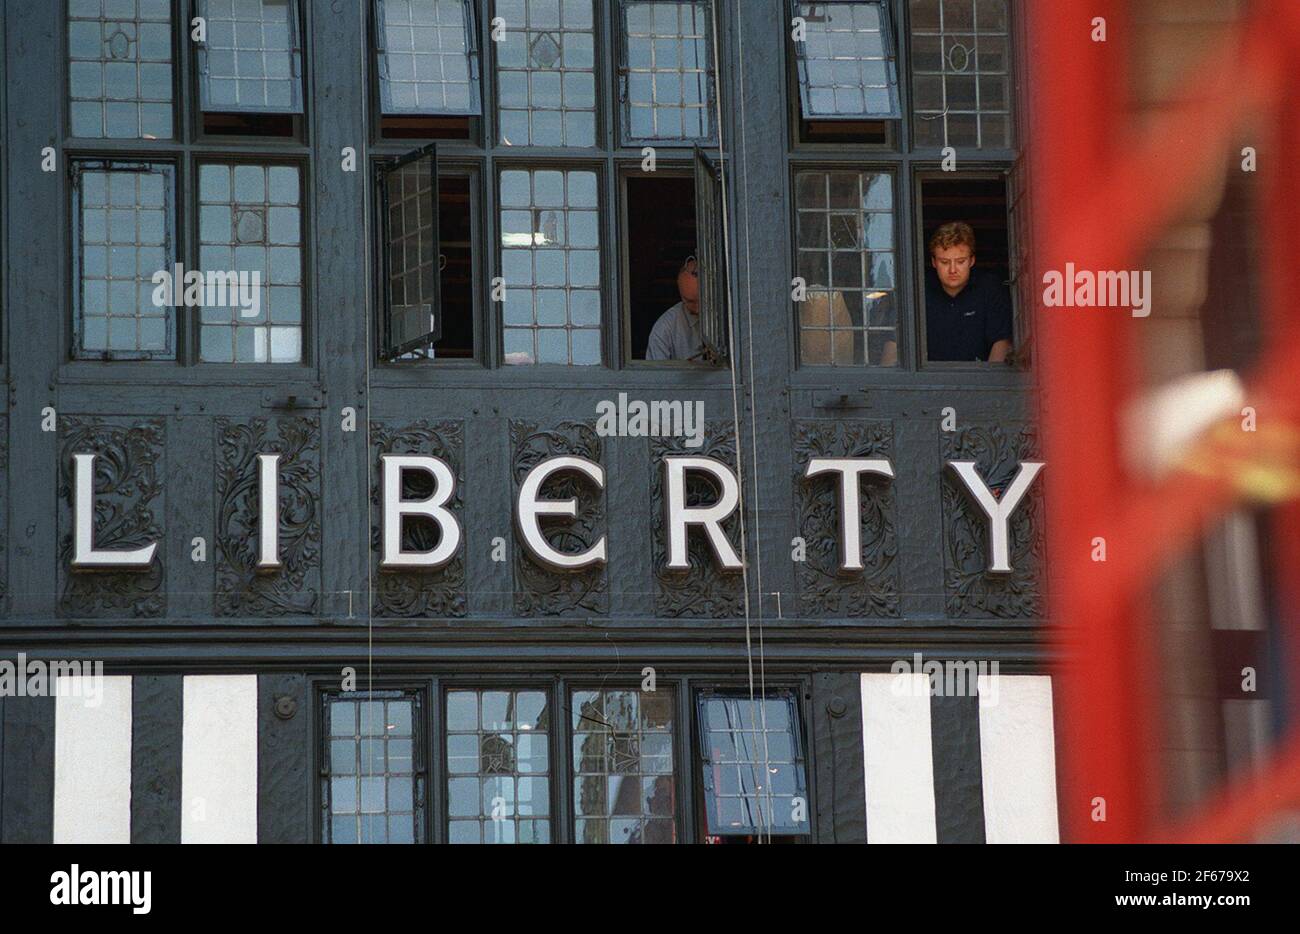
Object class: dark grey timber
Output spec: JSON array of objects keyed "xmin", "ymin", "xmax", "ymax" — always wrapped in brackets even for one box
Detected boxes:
[
  {"xmin": 930, "ymin": 689, "xmax": 986, "ymax": 844},
  {"xmin": 0, "ymin": 0, "xmax": 1041, "ymax": 843},
  {"xmin": 1, "ymin": 696, "xmax": 54, "ymax": 842},
  {"xmin": 812, "ymin": 671, "xmax": 867, "ymax": 844},
  {"xmin": 131, "ymin": 675, "xmax": 183, "ymax": 843},
  {"xmin": 258, "ymin": 672, "xmax": 311, "ymax": 843}
]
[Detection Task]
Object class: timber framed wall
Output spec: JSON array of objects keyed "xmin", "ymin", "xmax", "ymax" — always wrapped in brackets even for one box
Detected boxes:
[{"xmin": 0, "ymin": 0, "xmax": 1045, "ymax": 844}]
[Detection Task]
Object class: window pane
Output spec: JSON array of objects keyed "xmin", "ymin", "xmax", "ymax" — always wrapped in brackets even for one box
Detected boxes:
[
  {"xmin": 795, "ymin": 170, "xmax": 896, "ymax": 366},
  {"xmin": 377, "ymin": 0, "xmax": 481, "ymax": 115},
  {"xmin": 75, "ymin": 162, "xmax": 175, "ymax": 359},
  {"xmin": 572, "ymin": 689, "xmax": 676, "ymax": 844},
  {"xmin": 445, "ymin": 689, "xmax": 551, "ymax": 844},
  {"xmin": 68, "ymin": 0, "xmax": 175, "ymax": 139},
  {"xmin": 382, "ymin": 151, "xmax": 441, "ymax": 358},
  {"xmin": 621, "ymin": 1, "xmax": 714, "ymax": 143},
  {"xmin": 498, "ymin": 169, "xmax": 602, "ymax": 366},
  {"xmin": 795, "ymin": 2, "xmax": 899, "ymax": 120},
  {"xmin": 497, "ymin": 0, "xmax": 596, "ymax": 147},
  {"xmin": 908, "ymin": 0, "xmax": 1011, "ymax": 148},
  {"xmin": 199, "ymin": 0, "xmax": 303, "ymax": 113},
  {"xmin": 199, "ymin": 163, "xmax": 303, "ymax": 362},
  {"xmin": 323, "ymin": 692, "xmax": 422, "ymax": 844},
  {"xmin": 697, "ymin": 691, "xmax": 810, "ymax": 837}
]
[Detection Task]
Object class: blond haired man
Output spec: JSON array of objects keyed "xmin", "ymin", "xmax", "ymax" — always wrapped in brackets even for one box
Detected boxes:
[{"xmin": 925, "ymin": 222, "xmax": 1013, "ymax": 363}]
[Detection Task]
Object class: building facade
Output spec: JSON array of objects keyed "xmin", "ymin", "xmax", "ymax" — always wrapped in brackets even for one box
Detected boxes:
[{"xmin": 0, "ymin": 0, "xmax": 1057, "ymax": 844}]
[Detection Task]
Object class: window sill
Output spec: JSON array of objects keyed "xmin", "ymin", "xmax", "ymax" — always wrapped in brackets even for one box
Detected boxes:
[
  {"xmin": 371, "ymin": 362, "xmax": 738, "ymax": 391},
  {"xmin": 58, "ymin": 361, "xmax": 319, "ymax": 385}
]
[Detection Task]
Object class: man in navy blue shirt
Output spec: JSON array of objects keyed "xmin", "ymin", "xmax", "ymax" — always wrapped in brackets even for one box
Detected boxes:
[{"xmin": 925, "ymin": 222, "xmax": 1014, "ymax": 363}]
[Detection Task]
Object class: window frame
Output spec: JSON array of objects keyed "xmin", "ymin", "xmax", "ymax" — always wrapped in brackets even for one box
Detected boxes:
[
  {"xmin": 568, "ymin": 683, "xmax": 684, "ymax": 844},
  {"xmin": 61, "ymin": 1, "xmax": 316, "ymax": 376},
  {"xmin": 790, "ymin": 161, "xmax": 903, "ymax": 370},
  {"xmin": 439, "ymin": 679, "xmax": 560, "ymax": 845},
  {"xmin": 66, "ymin": 0, "xmax": 179, "ymax": 142},
  {"xmin": 493, "ymin": 160, "xmax": 607, "ymax": 368},
  {"xmin": 191, "ymin": 156, "xmax": 309, "ymax": 364},
  {"xmin": 911, "ymin": 164, "xmax": 1019, "ymax": 371},
  {"xmin": 786, "ymin": 0, "xmax": 1025, "ymax": 385},
  {"xmin": 617, "ymin": 161, "xmax": 694, "ymax": 368},
  {"xmin": 492, "ymin": 0, "xmax": 600, "ymax": 149},
  {"xmin": 308, "ymin": 674, "xmax": 815, "ymax": 844},
  {"xmin": 194, "ymin": 0, "xmax": 306, "ymax": 117},
  {"xmin": 376, "ymin": 141, "xmax": 444, "ymax": 360},
  {"xmin": 69, "ymin": 158, "xmax": 179, "ymax": 362},
  {"xmin": 615, "ymin": 0, "xmax": 719, "ymax": 149},
  {"xmin": 903, "ymin": 0, "xmax": 1017, "ymax": 157},
  {"xmin": 693, "ymin": 145, "xmax": 729, "ymax": 364},
  {"xmin": 790, "ymin": 0, "xmax": 903, "ymax": 123},
  {"xmin": 368, "ymin": 0, "xmax": 739, "ymax": 380},
  {"xmin": 373, "ymin": 0, "xmax": 483, "ymax": 119},
  {"xmin": 694, "ymin": 686, "xmax": 813, "ymax": 839},
  {"xmin": 317, "ymin": 684, "xmax": 430, "ymax": 845}
]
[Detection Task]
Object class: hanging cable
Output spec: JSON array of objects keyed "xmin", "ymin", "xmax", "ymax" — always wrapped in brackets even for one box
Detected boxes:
[{"xmin": 707, "ymin": 0, "xmax": 774, "ymax": 843}]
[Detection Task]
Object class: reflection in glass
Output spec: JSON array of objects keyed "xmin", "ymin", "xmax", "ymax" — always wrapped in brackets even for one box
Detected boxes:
[
  {"xmin": 794, "ymin": 170, "xmax": 897, "ymax": 366},
  {"xmin": 697, "ymin": 691, "xmax": 810, "ymax": 837},
  {"xmin": 572, "ymin": 689, "xmax": 676, "ymax": 844}
]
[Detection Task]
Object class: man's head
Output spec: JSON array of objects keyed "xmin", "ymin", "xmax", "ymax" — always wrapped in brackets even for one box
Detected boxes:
[
  {"xmin": 678, "ymin": 256, "xmax": 700, "ymax": 315},
  {"xmin": 929, "ymin": 221, "xmax": 976, "ymax": 295}
]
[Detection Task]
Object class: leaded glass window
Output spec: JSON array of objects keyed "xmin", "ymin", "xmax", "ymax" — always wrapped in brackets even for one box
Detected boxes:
[
  {"xmin": 619, "ymin": 0, "xmax": 714, "ymax": 144},
  {"xmin": 196, "ymin": 0, "xmax": 304, "ymax": 114},
  {"xmin": 379, "ymin": 145, "xmax": 442, "ymax": 358},
  {"xmin": 68, "ymin": 0, "xmax": 174, "ymax": 139},
  {"xmin": 496, "ymin": 0, "xmax": 597, "ymax": 147},
  {"xmin": 446, "ymin": 689, "xmax": 551, "ymax": 844},
  {"xmin": 793, "ymin": 1, "xmax": 900, "ymax": 120},
  {"xmin": 794, "ymin": 169, "xmax": 897, "ymax": 366},
  {"xmin": 376, "ymin": 0, "xmax": 481, "ymax": 115},
  {"xmin": 72, "ymin": 161, "xmax": 175, "ymax": 359},
  {"xmin": 572, "ymin": 689, "xmax": 676, "ymax": 844},
  {"xmin": 696, "ymin": 690, "xmax": 810, "ymax": 838},
  {"xmin": 198, "ymin": 163, "xmax": 303, "ymax": 363},
  {"xmin": 499, "ymin": 169, "xmax": 602, "ymax": 366},
  {"xmin": 324, "ymin": 691, "xmax": 424, "ymax": 844},
  {"xmin": 909, "ymin": 0, "xmax": 1011, "ymax": 149}
]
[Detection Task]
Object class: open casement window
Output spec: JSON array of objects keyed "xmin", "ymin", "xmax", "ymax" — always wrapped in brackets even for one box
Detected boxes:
[
  {"xmin": 792, "ymin": 0, "xmax": 901, "ymax": 121},
  {"xmin": 693, "ymin": 147, "xmax": 728, "ymax": 364},
  {"xmin": 1006, "ymin": 153, "xmax": 1030, "ymax": 366},
  {"xmin": 375, "ymin": 0, "xmax": 482, "ymax": 116},
  {"xmin": 696, "ymin": 689, "xmax": 811, "ymax": 839},
  {"xmin": 378, "ymin": 143, "xmax": 442, "ymax": 360},
  {"xmin": 195, "ymin": 0, "xmax": 304, "ymax": 115}
]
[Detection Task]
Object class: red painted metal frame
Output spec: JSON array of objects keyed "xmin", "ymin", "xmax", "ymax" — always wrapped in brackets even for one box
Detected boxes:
[{"xmin": 1029, "ymin": 0, "xmax": 1300, "ymax": 842}]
